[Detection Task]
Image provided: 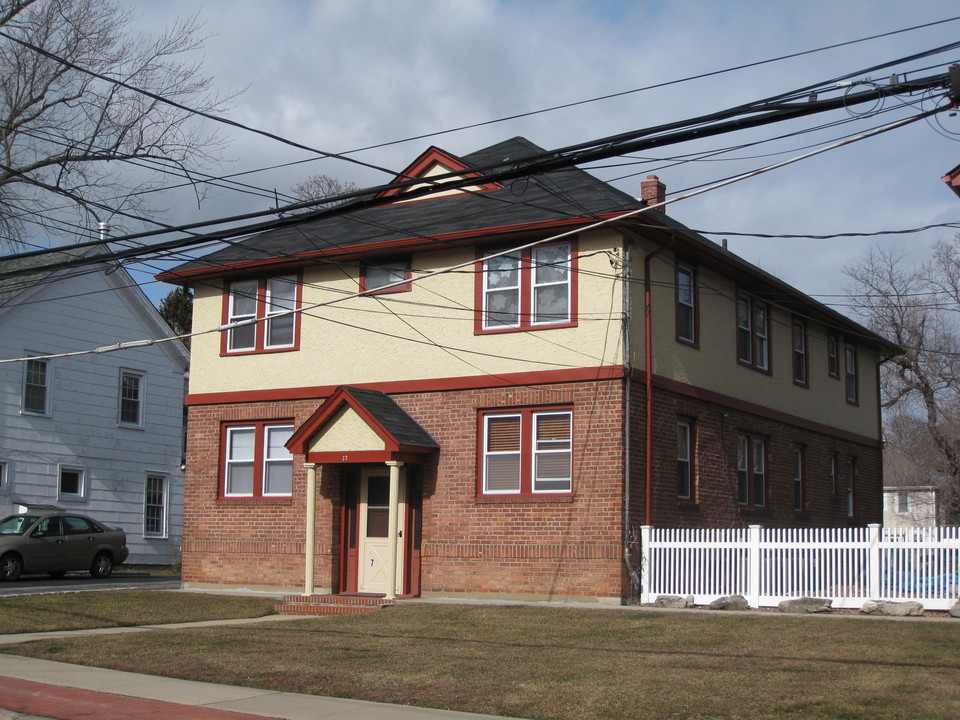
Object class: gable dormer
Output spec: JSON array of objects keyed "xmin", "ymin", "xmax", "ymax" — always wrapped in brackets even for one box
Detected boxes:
[{"xmin": 377, "ymin": 146, "xmax": 501, "ymax": 203}]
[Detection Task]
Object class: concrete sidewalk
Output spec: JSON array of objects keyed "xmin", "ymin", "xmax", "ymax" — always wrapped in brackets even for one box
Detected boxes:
[{"xmin": 0, "ymin": 617, "xmax": 521, "ymax": 720}]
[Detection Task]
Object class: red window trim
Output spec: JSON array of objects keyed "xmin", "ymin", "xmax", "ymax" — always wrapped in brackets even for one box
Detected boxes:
[
  {"xmin": 474, "ymin": 241, "xmax": 579, "ymax": 335},
  {"xmin": 360, "ymin": 259, "xmax": 413, "ymax": 295},
  {"xmin": 675, "ymin": 263, "xmax": 699, "ymax": 348},
  {"xmin": 220, "ymin": 274, "xmax": 302, "ymax": 356},
  {"xmin": 220, "ymin": 420, "xmax": 295, "ymax": 500},
  {"xmin": 477, "ymin": 405, "xmax": 574, "ymax": 497}
]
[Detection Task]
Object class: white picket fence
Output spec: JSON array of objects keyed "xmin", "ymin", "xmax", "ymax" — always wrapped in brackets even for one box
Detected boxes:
[{"xmin": 639, "ymin": 524, "xmax": 960, "ymax": 610}]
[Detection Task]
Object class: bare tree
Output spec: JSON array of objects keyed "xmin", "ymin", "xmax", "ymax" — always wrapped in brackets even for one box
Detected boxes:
[
  {"xmin": 287, "ymin": 173, "xmax": 359, "ymax": 214},
  {"xmin": 0, "ymin": 0, "xmax": 231, "ymax": 250},
  {"xmin": 845, "ymin": 240, "xmax": 960, "ymax": 521}
]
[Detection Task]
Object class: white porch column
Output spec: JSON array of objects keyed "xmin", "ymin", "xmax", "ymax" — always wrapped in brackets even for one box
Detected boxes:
[
  {"xmin": 385, "ymin": 460, "xmax": 404, "ymax": 600},
  {"xmin": 303, "ymin": 462, "xmax": 317, "ymax": 596}
]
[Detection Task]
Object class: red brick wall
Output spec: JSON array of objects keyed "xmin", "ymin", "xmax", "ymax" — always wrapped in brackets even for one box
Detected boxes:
[
  {"xmin": 182, "ymin": 380, "xmax": 629, "ymax": 600},
  {"xmin": 627, "ymin": 381, "xmax": 883, "ymax": 530}
]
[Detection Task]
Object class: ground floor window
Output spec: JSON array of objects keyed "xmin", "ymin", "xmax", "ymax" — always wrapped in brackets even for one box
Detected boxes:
[
  {"xmin": 737, "ymin": 435, "xmax": 766, "ymax": 507},
  {"xmin": 793, "ymin": 447, "xmax": 805, "ymax": 512},
  {"xmin": 481, "ymin": 408, "xmax": 572, "ymax": 495},
  {"xmin": 144, "ymin": 475, "xmax": 167, "ymax": 537},
  {"xmin": 677, "ymin": 420, "xmax": 693, "ymax": 500},
  {"xmin": 59, "ymin": 466, "xmax": 84, "ymax": 499},
  {"xmin": 223, "ymin": 422, "xmax": 294, "ymax": 498}
]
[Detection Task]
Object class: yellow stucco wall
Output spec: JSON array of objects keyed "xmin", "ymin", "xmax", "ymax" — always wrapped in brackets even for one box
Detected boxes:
[
  {"xmin": 631, "ymin": 244, "xmax": 880, "ymax": 439},
  {"xmin": 308, "ymin": 406, "xmax": 384, "ymax": 453},
  {"xmin": 188, "ymin": 229, "xmax": 625, "ymax": 395}
]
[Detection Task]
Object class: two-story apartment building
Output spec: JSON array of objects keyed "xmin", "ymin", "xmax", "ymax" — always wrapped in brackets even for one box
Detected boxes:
[
  {"xmin": 160, "ymin": 137, "xmax": 894, "ymax": 602},
  {"xmin": 1, "ymin": 246, "xmax": 188, "ymax": 565}
]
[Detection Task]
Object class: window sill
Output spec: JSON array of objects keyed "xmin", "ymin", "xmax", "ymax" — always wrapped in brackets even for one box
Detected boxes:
[
  {"xmin": 475, "ymin": 494, "xmax": 574, "ymax": 504},
  {"xmin": 676, "ymin": 500, "xmax": 699, "ymax": 509},
  {"xmin": 476, "ymin": 321, "xmax": 577, "ymax": 336},
  {"xmin": 218, "ymin": 496, "xmax": 293, "ymax": 506}
]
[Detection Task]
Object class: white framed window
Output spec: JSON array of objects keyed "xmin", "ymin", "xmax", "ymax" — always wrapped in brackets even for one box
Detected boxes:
[
  {"xmin": 677, "ymin": 421, "xmax": 693, "ymax": 500},
  {"xmin": 895, "ymin": 491, "xmax": 910, "ymax": 515},
  {"xmin": 736, "ymin": 295, "xmax": 769, "ymax": 371},
  {"xmin": 676, "ymin": 264, "xmax": 698, "ymax": 345},
  {"xmin": 846, "ymin": 458, "xmax": 856, "ymax": 518},
  {"xmin": 481, "ymin": 408, "xmax": 572, "ymax": 495},
  {"xmin": 144, "ymin": 474, "xmax": 167, "ymax": 537},
  {"xmin": 22, "ymin": 355, "xmax": 51, "ymax": 415},
  {"xmin": 264, "ymin": 277, "xmax": 297, "ymax": 348},
  {"xmin": 224, "ymin": 275, "xmax": 300, "ymax": 353},
  {"xmin": 223, "ymin": 422, "xmax": 294, "ymax": 498},
  {"xmin": 737, "ymin": 435, "xmax": 766, "ymax": 507},
  {"xmin": 793, "ymin": 447, "xmax": 805, "ymax": 512},
  {"xmin": 480, "ymin": 243, "xmax": 572, "ymax": 331},
  {"xmin": 361, "ymin": 259, "xmax": 412, "ymax": 294},
  {"xmin": 227, "ymin": 279, "xmax": 259, "ymax": 351},
  {"xmin": 792, "ymin": 318, "xmax": 807, "ymax": 386},
  {"xmin": 845, "ymin": 342, "xmax": 859, "ymax": 404},
  {"xmin": 59, "ymin": 466, "xmax": 85, "ymax": 500},
  {"xmin": 0, "ymin": 462, "xmax": 6, "ymax": 491},
  {"xmin": 119, "ymin": 369, "xmax": 145, "ymax": 427}
]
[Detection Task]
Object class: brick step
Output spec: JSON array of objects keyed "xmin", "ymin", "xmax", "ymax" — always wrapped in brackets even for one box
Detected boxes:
[{"xmin": 275, "ymin": 593, "xmax": 395, "ymax": 616}]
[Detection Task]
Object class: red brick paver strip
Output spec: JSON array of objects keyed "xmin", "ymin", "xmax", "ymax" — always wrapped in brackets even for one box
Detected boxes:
[{"xmin": 0, "ymin": 676, "xmax": 281, "ymax": 720}]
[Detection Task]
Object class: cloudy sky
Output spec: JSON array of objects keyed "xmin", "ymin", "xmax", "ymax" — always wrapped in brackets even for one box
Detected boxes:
[{"xmin": 120, "ymin": 0, "xmax": 960, "ymax": 312}]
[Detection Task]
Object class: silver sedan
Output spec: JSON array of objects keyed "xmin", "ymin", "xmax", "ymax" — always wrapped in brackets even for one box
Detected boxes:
[{"xmin": 0, "ymin": 512, "xmax": 129, "ymax": 581}]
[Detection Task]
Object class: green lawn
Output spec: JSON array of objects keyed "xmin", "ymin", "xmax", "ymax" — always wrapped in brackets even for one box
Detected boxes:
[{"xmin": 3, "ymin": 596, "xmax": 959, "ymax": 720}]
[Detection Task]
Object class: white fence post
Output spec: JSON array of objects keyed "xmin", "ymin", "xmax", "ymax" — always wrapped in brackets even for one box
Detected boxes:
[
  {"xmin": 748, "ymin": 525, "xmax": 761, "ymax": 607},
  {"xmin": 639, "ymin": 525, "xmax": 652, "ymax": 604},
  {"xmin": 867, "ymin": 523, "xmax": 881, "ymax": 600}
]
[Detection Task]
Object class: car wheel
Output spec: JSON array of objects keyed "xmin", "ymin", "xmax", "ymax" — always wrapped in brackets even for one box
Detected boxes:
[
  {"xmin": 0, "ymin": 553, "xmax": 22, "ymax": 581},
  {"xmin": 90, "ymin": 552, "xmax": 113, "ymax": 579},
  {"xmin": 48, "ymin": 571, "xmax": 67, "ymax": 579}
]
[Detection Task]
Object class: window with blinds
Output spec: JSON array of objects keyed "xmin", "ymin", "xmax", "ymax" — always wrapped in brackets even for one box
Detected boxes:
[{"xmin": 481, "ymin": 408, "xmax": 572, "ymax": 495}]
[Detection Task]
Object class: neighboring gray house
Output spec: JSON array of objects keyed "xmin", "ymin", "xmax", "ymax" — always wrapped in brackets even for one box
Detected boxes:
[
  {"xmin": 882, "ymin": 447, "xmax": 943, "ymax": 528},
  {"xmin": 0, "ymin": 245, "xmax": 188, "ymax": 564}
]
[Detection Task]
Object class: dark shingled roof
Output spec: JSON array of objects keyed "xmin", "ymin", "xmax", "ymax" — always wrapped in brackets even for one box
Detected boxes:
[
  {"xmin": 164, "ymin": 137, "xmax": 643, "ymax": 277},
  {"xmin": 342, "ymin": 386, "xmax": 438, "ymax": 449},
  {"xmin": 0, "ymin": 245, "xmax": 97, "ymax": 308}
]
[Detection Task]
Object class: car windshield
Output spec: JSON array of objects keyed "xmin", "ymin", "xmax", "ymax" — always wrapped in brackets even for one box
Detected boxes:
[{"xmin": 0, "ymin": 515, "xmax": 42, "ymax": 535}]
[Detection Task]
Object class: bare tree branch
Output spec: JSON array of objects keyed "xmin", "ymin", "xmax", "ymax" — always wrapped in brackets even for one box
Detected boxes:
[{"xmin": 0, "ymin": 0, "xmax": 234, "ymax": 250}]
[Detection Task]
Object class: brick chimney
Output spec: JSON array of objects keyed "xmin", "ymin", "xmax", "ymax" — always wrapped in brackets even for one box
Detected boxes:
[{"xmin": 641, "ymin": 175, "xmax": 666, "ymax": 210}]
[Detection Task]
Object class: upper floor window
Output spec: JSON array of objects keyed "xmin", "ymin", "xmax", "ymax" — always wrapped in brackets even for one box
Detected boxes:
[
  {"xmin": 119, "ymin": 370, "xmax": 145, "ymax": 428},
  {"xmin": 677, "ymin": 420, "xmax": 694, "ymax": 500},
  {"xmin": 791, "ymin": 318, "xmax": 808, "ymax": 387},
  {"xmin": 479, "ymin": 243, "xmax": 574, "ymax": 332},
  {"xmin": 737, "ymin": 434, "xmax": 766, "ymax": 508},
  {"xmin": 223, "ymin": 275, "xmax": 300, "ymax": 354},
  {"xmin": 22, "ymin": 356, "xmax": 50, "ymax": 415},
  {"xmin": 223, "ymin": 422, "xmax": 294, "ymax": 498},
  {"xmin": 736, "ymin": 294, "xmax": 769, "ymax": 371},
  {"xmin": 361, "ymin": 259, "xmax": 412, "ymax": 294},
  {"xmin": 676, "ymin": 264, "xmax": 698, "ymax": 346},
  {"xmin": 844, "ymin": 341, "xmax": 858, "ymax": 404},
  {"xmin": 827, "ymin": 332, "xmax": 841, "ymax": 378},
  {"xmin": 481, "ymin": 408, "xmax": 572, "ymax": 495}
]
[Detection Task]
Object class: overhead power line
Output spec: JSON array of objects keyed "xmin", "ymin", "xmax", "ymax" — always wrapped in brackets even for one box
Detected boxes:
[
  {"xmin": 1, "ymin": 65, "xmax": 954, "ymax": 283},
  {"xmin": 0, "ymin": 111, "xmax": 934, "ymax": 365}
]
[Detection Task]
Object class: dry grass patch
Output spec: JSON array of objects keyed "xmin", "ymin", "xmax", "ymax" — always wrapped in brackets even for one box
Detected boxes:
[
  {"xmin": 0, "ymin": 591, "xmax": 276, "ymax": 634},
  {"xmin": 6, "ymin": 604, "xmax": 960, "ymax": 720}
]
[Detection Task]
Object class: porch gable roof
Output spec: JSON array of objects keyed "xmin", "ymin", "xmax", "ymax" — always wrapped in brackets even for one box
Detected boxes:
[{"xmin": 287, "ymin": 386, "xmax": 438, "ymax": 461}]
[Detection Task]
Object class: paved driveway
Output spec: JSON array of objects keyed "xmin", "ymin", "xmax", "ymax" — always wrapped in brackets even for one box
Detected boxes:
[{"xmin": 0, "ymin": 573, "xmax": 180, "ymax": 597}]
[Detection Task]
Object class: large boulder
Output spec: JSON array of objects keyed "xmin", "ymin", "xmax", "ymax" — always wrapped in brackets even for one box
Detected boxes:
[
  {"xmin": 778, "ymin": 597, "xmax": 833, "ymax": 614},
  {"xmin": 708, "ymin": 595, "xmax": 749, "ymax": 611},
  {"xmin": 653, "ymin": 595, "xmax": 694, "ymax": 609},
  {"xmin": 950, "ymin": 601, "xmax": 960, "ymax": 618},
  {"xmin": 860, "ymin": 600, "xmax": 924, "ymax": 616}
]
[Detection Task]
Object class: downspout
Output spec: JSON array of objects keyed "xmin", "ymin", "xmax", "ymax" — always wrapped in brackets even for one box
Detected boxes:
[{"xmin": 621, "ymin": 239, "xmax": 635, "ymax": 595}]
